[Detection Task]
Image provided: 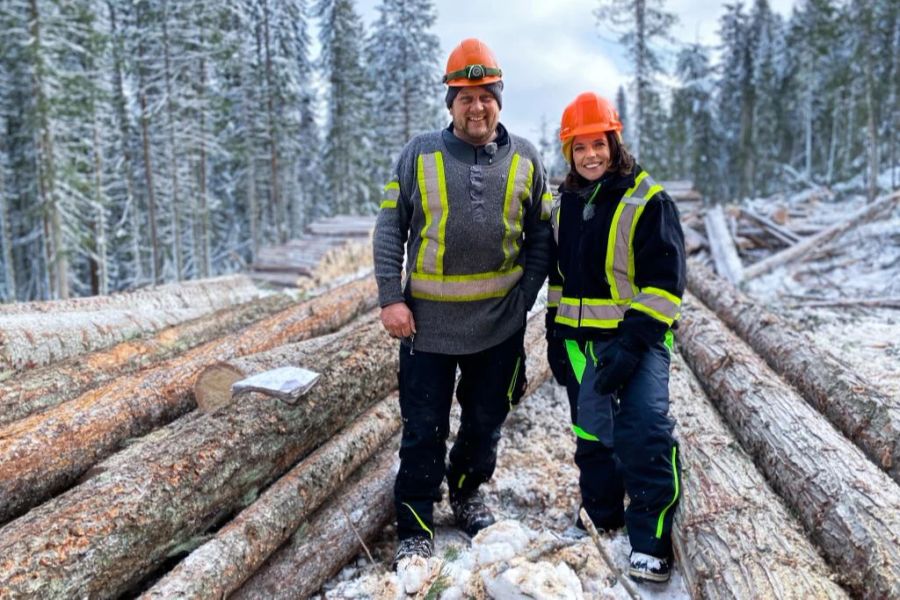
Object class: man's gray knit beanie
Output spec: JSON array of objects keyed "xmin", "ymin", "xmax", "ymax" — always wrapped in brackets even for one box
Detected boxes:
[{"xmin": 445, "ymin": 81, "xmax": 504, "ymax": 109}]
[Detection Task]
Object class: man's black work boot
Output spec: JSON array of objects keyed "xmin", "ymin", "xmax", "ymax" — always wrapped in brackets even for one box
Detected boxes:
[
  {"xmin": 450, "ymin": 489, "xmax": 495, "ymax": 537},
  {"xmin": 628, "ymin": 551, "xmax": 671, "ymax": 583},
  {"xmin": 392, "ymin": 535, "xmax": 433, "ymax": 570}
]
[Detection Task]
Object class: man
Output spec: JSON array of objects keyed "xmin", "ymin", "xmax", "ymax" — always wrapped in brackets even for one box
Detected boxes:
[{"xmin": 373, "ymin": 38, "xmax": 553, "ymax": 566}]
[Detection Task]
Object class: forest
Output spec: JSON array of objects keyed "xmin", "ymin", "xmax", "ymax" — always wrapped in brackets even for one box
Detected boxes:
[{"xmin": 0, "ymin": 0, "xmax": 896, "ymax": 301}]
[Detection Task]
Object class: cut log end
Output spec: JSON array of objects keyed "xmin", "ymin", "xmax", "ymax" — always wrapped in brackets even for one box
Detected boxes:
[{"xmin": 194, "ymin": 363, "xmax": 246, "ymax": 413}]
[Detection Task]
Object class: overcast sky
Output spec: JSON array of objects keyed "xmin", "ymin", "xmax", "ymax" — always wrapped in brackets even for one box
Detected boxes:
[{"xmin": 355, "ymin": 0, "xmax": 797, "ymax": 143}]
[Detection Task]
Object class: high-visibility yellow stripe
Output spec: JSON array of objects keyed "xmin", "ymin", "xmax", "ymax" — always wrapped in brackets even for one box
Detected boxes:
[
  {"xmin": 541, "ymin": 191, "xmax": 553, "ymax": 221},
  {"xmin": 380, "ymin": 200, "xmax": 397, "ymax": 209},
  {"xmin": 416, "ymin": 155, "xmax": 433, "ymax": 274},
  {"xmin": 501, "ymin": 154, "xmax": 521, "ymax": 270},
  {"xmin": 564, "ymin": 339, "xmax": 586, "ymax": 384},
  {"xmin": 655, "ymin": 446, "xmax": 680, "ymax": 538},
  {"xmin": 626, "ymin": 204, "xmax": 646, "ymax": 297},
  {"xmin": 606, "ymin": 201, "xmax": 627, "ymax": 300},
  {"xmin": 384, "ymin": 181, "xmax": 400, "ymax": 191},
  {"xmin": 507, "ymin": 356, "xmax": 522, "ymax": 409},
  {"xmin": 402, "ymin": 503, "xmax": 434, "ymax": 538},
  {"xmin": 410, "ymin": 267, "xmax": 523, "ymax": 301},
  {"xmin": 434, "ymin": 153, "xmax": 449, "ymax": 275},
  {"xmin": 630, "ymin": 302, "xmax": 675, "ymax": 326},
  {"xmin": 457, "ymin": 474, "xmax": 466, "ymax": 489}
]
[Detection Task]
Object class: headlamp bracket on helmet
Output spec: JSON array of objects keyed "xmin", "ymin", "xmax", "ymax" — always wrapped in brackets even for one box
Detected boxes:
[{"xmin": 442, "ymin": 64, "xmax": 502, "ymax": 84}]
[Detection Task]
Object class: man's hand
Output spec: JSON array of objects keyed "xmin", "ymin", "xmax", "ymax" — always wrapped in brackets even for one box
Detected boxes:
[{"xmin": 380, "ymin": 302, "xmax": 416, "ymax": 339}]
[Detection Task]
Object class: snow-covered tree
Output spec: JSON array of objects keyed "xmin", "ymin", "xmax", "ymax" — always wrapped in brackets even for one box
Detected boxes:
[
  {"xmin": 595, "ymin": 0, "xmax": 677, "ymax": 162},
  {"xmin": 315, "ymin": 0, "xmax": 376, "ymax": 215},
  {"xmin": 367, "ymin": 0, "xmax": 443, "ymax": 182}
]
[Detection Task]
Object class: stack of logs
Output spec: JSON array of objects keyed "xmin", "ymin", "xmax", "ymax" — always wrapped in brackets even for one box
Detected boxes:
[
  {"xmin": 249, "ymin": 215, "xmax": 376, "ymax": 289},
  {"xmin": 1, "ymin": 236, "xmax": 899, "ymax": 596}
]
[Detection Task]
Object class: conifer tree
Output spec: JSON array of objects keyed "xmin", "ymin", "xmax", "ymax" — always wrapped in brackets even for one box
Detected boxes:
[{"xmin": 315, "ymin": 0, "xmax": 375, "ymax": 215}]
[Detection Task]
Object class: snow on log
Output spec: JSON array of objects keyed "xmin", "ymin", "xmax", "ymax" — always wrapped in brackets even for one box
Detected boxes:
[
  {"xmin": 703, "ymin": 204, "xmax": 744, "ymax": 284},
  {"xmin": 668, "ymin": 356, "xmax": 848, "ymax": 598},
  {"xmin": 743, "ymin": 190, "xmax": 900, "ymax": 280},
  {"xmin": 0, "ymin": 277, "xmax": 377, "ymax": 525},
  {"xmin": 0, "ymin": 293, "xmax": 299, "ymax": 428},
  {"xmin": 0, "ymin": 275, "xmax": 262, "ymax": 373},
  {"xmin": 0, "ymin": 319, "xmax": 397, "ymax": 599},
  {"xmin": 676, "ymin": 294, "xmax": 900, "ymax": 599},
  {"xmin": 687, "ymin": 259, "xmax": 900, "ymax": 483},
  {"xmin": 142, "ymin": 394, "xmax": 401, "ymax": 599},
  {"xmin": 232, "ymin": 437, "xmax": 398, "ymax": 600}
]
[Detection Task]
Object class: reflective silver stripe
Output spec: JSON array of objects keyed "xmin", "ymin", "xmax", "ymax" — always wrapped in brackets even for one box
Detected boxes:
[
  {"xmin": 555, "ymin": 297, "xmax": 627, "ymax": 329},
  {"xmin": 409, "ymin": 267, "xmax": 523, "ymax": 301},
  {"xmin": 608, "ymin": 171, "xmax": 663, "ymax": 299},
  {"xmin": 541, "ymin": 191, "xmax": 553, "ymax": 221},
  {"xmin": 581, "ymin": 301, "xmax": 627, "ymax": 328},
  {"xmin": 415, "ymin": 153, "xmax": 448, "ymax": 275},
  {"xmin": 380, "ymin": 181, "xmax": 400, "ymax": 209},
  {"xmin": 547, "ymin": 285, "xmax": 562, "ymax": 307},
  {"xmin": 556, "ymin": 298, "xmax": 581, "ymax": 326},
  {"xmin": 551, "ymin": 200, "xmax": 561, "ymax": 244},
  {"xmin": 501, "ymin": 154, "xmax": 533, "ymax": 271},
  {"xmin": 632, "ymin": 289, "xmax": 681, "ymax": 325}
]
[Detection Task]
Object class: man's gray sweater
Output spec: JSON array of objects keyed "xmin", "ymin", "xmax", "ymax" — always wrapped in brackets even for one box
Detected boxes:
[{"xmin": 373, "ymin": 125, "xmax": 552, "ymax": 355}]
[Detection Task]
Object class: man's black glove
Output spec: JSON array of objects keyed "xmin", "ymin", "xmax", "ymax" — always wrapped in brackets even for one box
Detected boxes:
[
  {"xmin": 547, "ymin": 337, "xmax": 569, "ymax": 385},
  {"xmin": 593, "ymin": 336, "xmax": 644, "ymax": 395}
]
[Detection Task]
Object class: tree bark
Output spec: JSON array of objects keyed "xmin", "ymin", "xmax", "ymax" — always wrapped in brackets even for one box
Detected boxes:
[
  {"xmin": 0, "ymin": 293, "xmax": 299, "ymax": 428},
  {"xmin": 676, "ymin": 294, "xmax": 900, "ymax": 599},
  {"xmin": 742, "ymin": 191, "xmax": 899, "ymax": 280},
  {"xmin": 0, "ymin": 319, "xmax": 397, "ymax": 599},
  {"xmin": 0, "ymin": 276, "xmax": 263, "ymax": 374},
  {"xmin": 687, "ymin": 260, "xmax": 900, "ymax": 483},
  {"xmin": 232, "ymin": 441, "xmax": 398, "ymax": 600},
  {"xmin": 0, "ymin": 277, "xmax": 377, "ymax": 525},
  {"xmin": 703, "ymin": 204, "xmax": 744, "ymax": 284},
  {"xmin": 668, "ymin": 355, "xmax": 848, "ymax": 599},
  {"xmin": 143, "ymin": 394, "xmax": 401, "ymax": 599}
]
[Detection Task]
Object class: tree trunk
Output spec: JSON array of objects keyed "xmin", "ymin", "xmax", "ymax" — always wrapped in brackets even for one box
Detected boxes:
[
  {"xmin": 0, "ymin": 147, "xmax": 15, "ymax": 301},
  {"xmin": 143, "ymin": 394, "xmax": 401, "ymax": 599},
  {"xmin": 0, "ymin": 277, "xmax": 377, "ymax": 525},
  {"xmin": 676, "ymin": 294, "xmax": 900, "ymax": 599},
  {"xmin": 233, "ymin": 441, "xmax": 398, "ymax": 600},
  {"xmin": 138, "ymin": 70, "xmax": 160, "ymax": 284},
  {"xmin": 703, "ymin": 204, "xmax": 744, "ymax": 284},
  {"xmin": 743, "ymin": 191, "xmax": 899, "ymax": 280},
  {"xmin": 162, "ymin": 1, "xmax": 183, "ymax": 279},
  {"xmin": 688, "ymin": 259, "xmax": 900, "ymax": 481},
  {"xmin": 668, "ymin": 355, "xmax": 848, "ymax": 599},
  {"xmin": 0, "ymin": 319, "xmax": 397, "ymax": 599},
  {"xmin": 0, "ymin": 292, "xmax": 300, "ymax": 428},
  {"xmin": 0, "ymin": 275, "xmax": 263, "ymax": 374},
  {"xmin": 261, "ymin": 0, "xmax": 284, "ymax": 244}
]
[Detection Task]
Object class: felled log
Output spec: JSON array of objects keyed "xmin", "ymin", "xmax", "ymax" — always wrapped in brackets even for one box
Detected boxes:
[
  {"xmin": 743, "ymin": 190, "xmax": 900, "ymax": 280},
  {"xmin": 0, "ymin": 274, "xmax": 260, "ymax": 315},
  {"xmin": 143, "ymin": 394, "xmax": 401, "ymax": 599},
  {"xmin": 0, "ymin": 277, "xmax": 377, "ymax": 525},
  {"xmin": 703, "ymin": 204, "xmax": 744, "ymax": 284},
  {"xmin": 305, "ymin": 215, "xmax": 377, "ymax": 237},
  {"xmin": 682, "ymin": 224, "xmax": 707, "ymax": 255},
  {"xmin": 233, "ymin": 438, "xmax": 398, "ymax": 600},
  {"xmin": 668, "ymin": 356, "xmax": 848, "ymax": 599},
  {"xmin": 739, "ymin": 207, "xmax": 801, "ymax": 245},
  {"xmin": 0, "ymin": 293, "xmax": 299, "ymax": 428},
  {"xmin": 0, "ymin": 276, "xmax": 264, "ymax": 374},
  {"xmin": 687, "ymin": 260, "xmax": 900, "ymax": 482},
  {"xmin": 676, "ymin": 294, "xmax": 900, "ymax": 599},
  {"xmin": 0, "ymin": 319, "xmax": 397, "ymax": 599}
]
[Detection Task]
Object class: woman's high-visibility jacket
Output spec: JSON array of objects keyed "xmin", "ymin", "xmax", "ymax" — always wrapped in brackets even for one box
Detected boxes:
[{"xmin": 546, "ymin": 165, "xmax": 686, "ymax": 348}]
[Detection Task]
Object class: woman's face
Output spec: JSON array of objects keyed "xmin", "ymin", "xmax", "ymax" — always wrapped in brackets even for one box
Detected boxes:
[{"xmin": 571, "ymin": 133, "xmax": 610, "ymax": 181}]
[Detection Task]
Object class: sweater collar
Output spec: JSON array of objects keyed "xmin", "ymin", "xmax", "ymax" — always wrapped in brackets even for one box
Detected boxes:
[{"xmin": 441, "ymin": 122, "xmax": 511, "ymax": 165}]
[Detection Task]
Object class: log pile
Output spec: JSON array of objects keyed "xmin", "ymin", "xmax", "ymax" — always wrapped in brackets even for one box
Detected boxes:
[
  {"xmin": 0, "ymin": 277, "xmax": 377, "ymax": 524},
  {"xmin": 249, "ymin": 215, "xmax": 375, "ymax": 289},
  {"xmin": 0, "ymin": 274, "xmax": 263, "ymax": 374},
  {"xmin": 2, "ymin": 206, "xmax": 899, "ymax": 599}
]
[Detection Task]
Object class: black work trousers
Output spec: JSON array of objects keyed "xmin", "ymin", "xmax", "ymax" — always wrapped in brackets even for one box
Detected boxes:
[{"xmin": 394, "ymin": 326, "xmax": 526, "ymax": 541}]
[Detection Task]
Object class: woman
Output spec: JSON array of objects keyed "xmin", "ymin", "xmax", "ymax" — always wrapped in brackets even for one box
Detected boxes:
[{"xmin": 545, "ymin": 92, "xmax": 686, "ymax": 584}]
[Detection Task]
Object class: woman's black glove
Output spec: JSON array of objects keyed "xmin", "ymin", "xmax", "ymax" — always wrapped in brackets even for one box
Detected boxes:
[
  {"xmin": 547, "ymin": 337, "xmax": 569, "ymax": 385},
  {"xmin": 594, "ymin": 336, "xmax": 644, "ymax": 395}
]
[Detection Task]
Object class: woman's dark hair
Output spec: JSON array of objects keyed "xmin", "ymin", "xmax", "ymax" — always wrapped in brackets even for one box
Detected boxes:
[{"xmin": 563, "ymin": 131, "xmax": 636, "ymax": 190}]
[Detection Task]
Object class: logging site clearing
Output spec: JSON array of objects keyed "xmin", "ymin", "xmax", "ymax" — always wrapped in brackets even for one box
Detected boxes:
[{"xmin": 0, "ymin": 183, "xmax": 898, "ymax": 599}]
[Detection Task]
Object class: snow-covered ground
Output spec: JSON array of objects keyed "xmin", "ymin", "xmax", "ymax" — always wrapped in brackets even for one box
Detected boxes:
[{"xmin": 316, "ymin": 382, "xmax": 690, "ymax": 600}]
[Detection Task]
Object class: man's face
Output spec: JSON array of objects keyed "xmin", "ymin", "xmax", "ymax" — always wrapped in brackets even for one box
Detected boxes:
[{"xmin": 449, "ymin": 86, "xmax": 500, "ymax": 146}]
